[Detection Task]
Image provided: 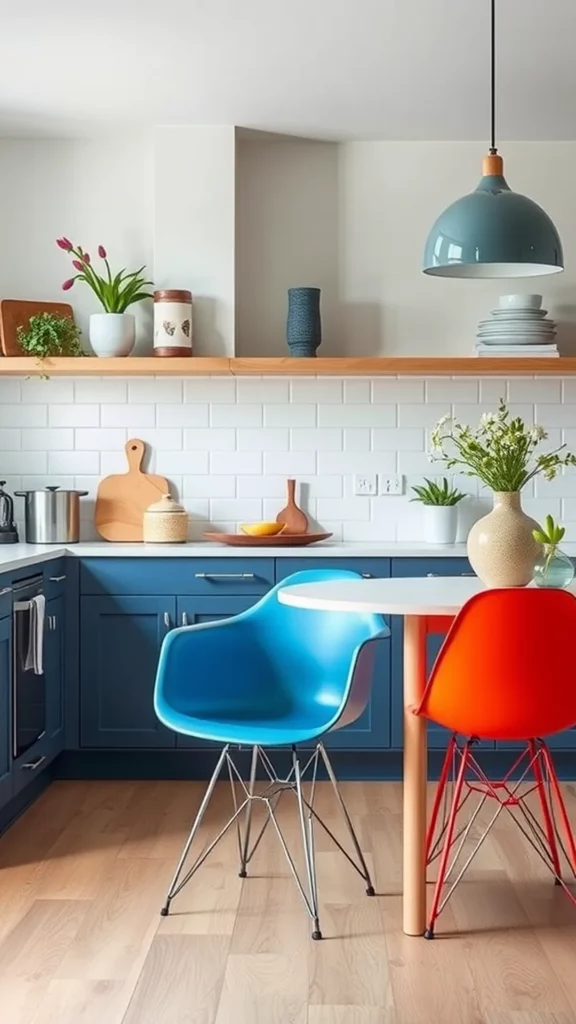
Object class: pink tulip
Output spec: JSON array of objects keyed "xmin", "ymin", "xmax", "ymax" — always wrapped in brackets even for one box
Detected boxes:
[
  {"xmin": 98, "ymin": 245, "xmax": 107, "ymax": 259},
  {"xmin": 72, "ymin": 260, "xmax": 84, "ymax": 272},
  {"xmin": 83, "ymin": 252, "xmax": 91, "ymax": 265},
  {"xmin": 56, "ymin": 237, "xmax": 73, "ymax": 252},
  {"xmin": 62, "ymin": 278, "xmax": 75, "ymax": 291}
]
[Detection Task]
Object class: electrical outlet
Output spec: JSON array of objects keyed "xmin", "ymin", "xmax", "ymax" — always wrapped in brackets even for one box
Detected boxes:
[
  {"xmin": 353, "ymin": 473, "xmax": 378, "ymax": 496},
  {"xmin": 379, "ymin": 474, "xmax": 404, "ymax": 496}
]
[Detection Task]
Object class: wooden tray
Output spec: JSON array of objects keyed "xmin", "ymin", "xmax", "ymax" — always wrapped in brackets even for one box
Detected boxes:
[
  {"xmin": 0, "ymin": 299, "xmax": 74, "ymax": 356},
  {"xmin": 203, "ymin": 532, "xmax": 333, "ymax": 547}
]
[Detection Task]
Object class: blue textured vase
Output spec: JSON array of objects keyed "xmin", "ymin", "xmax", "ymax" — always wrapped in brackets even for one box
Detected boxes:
[{"xmin": 286, "ymin": 287, "xmax": 321, "ymax": 357}]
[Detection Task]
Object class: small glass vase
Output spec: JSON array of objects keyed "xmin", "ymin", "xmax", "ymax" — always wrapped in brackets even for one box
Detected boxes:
[{"xmin": 533, "ymin": 547, "xmax": 575, "ymax": 589}]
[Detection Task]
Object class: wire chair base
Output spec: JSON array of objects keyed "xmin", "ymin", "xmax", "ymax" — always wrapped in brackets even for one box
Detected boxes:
[
  {"xmin": 424, "ymin": 735, "xmax": 576, "ymax": 938},
  {"xmin": 160, "ymin": 742, "xmax": 375, "ymax": 939}
]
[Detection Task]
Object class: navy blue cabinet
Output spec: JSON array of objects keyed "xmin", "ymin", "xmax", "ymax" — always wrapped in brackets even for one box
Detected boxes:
[
  {"xmin": 276, "ymin": 558, "xmax": 392, "ymax": 749},
  {"xmin": 80, "ymin": 595, "xmax": 176, "ymax": 748},
  {"xmin": 0, "ymin": 616, "xmax": 11, "ymax": 807}
]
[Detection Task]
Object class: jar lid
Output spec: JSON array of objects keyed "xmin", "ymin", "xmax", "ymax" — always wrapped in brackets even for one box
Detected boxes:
[
  {"xmin": 154, "ymin": 289, "xmax": 193, "ymax": 302},
  {"xmin": 145, "ymin": 493, "xmax": 187, "ymax": 515}
]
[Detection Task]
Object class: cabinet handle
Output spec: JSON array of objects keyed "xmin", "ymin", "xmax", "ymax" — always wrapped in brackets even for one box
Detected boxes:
[
  {"xmin": 0, "ymin": 586, "xmax": 12, "ymax": 596},
  {"xmin": 181, "ymin": 612, "xmax": 189, "ymax": 626},
  {"xmin": 426, "ymin": 573, "xmax": 438, "ymax": 577},
  {"xmin": 194, "ymin": 573, "xmax": 255, "ymax": 579},
  {"xmin": 22, "ymin": 755, "xmax": 46, "ymax": 771},
  {"xmin": 164, "ymin": 612, "xmax": 171, "ymax": 629},
  {"xmin": 52, "ymin": 615, "xmax": 57, "ymax": 630},
  {"xmin": 49, "ymin": 575, "xmax": 66, "ymax": 582},
  {"xmin": 361, "ymin": 573, "xmax": 372, "ymax": 579}
]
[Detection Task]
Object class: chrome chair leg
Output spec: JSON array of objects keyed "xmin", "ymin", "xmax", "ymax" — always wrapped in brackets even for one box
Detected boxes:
[
  {"xmin": 319, "ymin": 743, "xmax": 375, "ymax": 895},
  {"xmin": 293, "ymin": 746, "xmax": 322, "ymax": 939},
  {"xmin": 239, "ymin": 745, "xmax": 258, "ymax": 878}
]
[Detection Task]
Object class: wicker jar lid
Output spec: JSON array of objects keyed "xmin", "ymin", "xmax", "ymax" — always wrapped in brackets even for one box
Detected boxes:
[{"xmin": 145, "ymin": 493, "xmax": 187, "ymax": 516}]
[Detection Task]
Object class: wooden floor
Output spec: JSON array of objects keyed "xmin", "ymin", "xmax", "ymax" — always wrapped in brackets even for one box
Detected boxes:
[{"xmin": 0, "ymin": 780, "xmax": 576, "ymax": 1023}]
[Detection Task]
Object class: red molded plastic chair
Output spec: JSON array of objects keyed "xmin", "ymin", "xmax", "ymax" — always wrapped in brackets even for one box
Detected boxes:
[{"xmin": 416, "ymin": 587, "xmax": 576, "ymax": 938}]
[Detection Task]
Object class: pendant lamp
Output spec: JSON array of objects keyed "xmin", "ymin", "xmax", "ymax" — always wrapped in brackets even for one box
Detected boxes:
[{"xmin": 423, "ymin": 0, "xmax": 563, "ymax": 278}]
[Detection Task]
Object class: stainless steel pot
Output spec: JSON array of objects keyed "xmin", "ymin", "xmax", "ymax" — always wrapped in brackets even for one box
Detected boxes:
[{"xmin": 14, "ymin": 486, "xmax": 88, "ymax": 544}]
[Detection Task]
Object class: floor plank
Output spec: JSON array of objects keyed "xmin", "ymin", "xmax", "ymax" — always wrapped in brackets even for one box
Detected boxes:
[{"xmin": 0, "ymin": 780, "xmax": 575, "ymax": 1024}]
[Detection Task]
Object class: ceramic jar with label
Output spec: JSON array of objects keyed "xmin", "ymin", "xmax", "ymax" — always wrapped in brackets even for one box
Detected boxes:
[
  {"xmin": 143, "ymin": 493, "xmax": 189, "ymax": 543},
  {"xmin": 153, "ymin": 290, "xmax": 193, "ymax": 356}
]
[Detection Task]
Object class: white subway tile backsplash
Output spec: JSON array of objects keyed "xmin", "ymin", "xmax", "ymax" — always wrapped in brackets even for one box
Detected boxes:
[
  {"xmin": 74, "ymin": 428, "xmax": 127, "ymax": 450},
  {"xmin": 290, "ymin": 379, "xmax": 342, "ymax": 404},
  {"xmin": 237, "ymin": 428, "xmax": 289, "ymax": 451},
  {"xmin": 157, "ymin": 404, "xmax": 208, "ymax": 427},
  {"xmin": 319, "ymin": 405, "xmax": 395, "ymax": 427},
  {"xmin": 237, "ymin": 379, "xmax": 289, "ymax": 404},
  {"xmin": 185, "ymin": 428, "xmax": 236, "ymax": 451},
  {"xmin": 22, "ymin": 428, "xmax": 74, "ymax": 451},
  {"xmin": 264, "ymin": 404, "xmax": 315, "ymax": 428},
  {"xmin": 210, "ymin": 451, "xmax": 262, "ymax": 475},
  {"xmin": 212, "ymin": 404, "xmax": 262, "ymax": 428},
  {"xmin": 3, "ymin": 373, "xmax": 574, "ymax": 544},
  {"xmin": 263, "ymin": 452, "xmax": 316, "ymax": 476},
  {"xmin": 21, "ymin": 379, "xmax": 74, "ymax": 403},
  {"xmin": 49, "ymin": 404, "xmax": 100, "ymax": 427},
  {"xmin": 128, "ymin": 380, "xmax": 183, "ymax": 404},
  {"xmin": 48, "ymin": 451, "xmax": 100, "ymax": 475},
  {"xmin": 290, "ymin": 428, "xmax": 342, "ymax": 451},
  {"xmin": 0, "ymin": 405, "xmax": 47, "ymax": 427},
  {"xmin": 185, "ymin": 379, "xmax": 236, "ymax": 404},
  {"xmin": 183, "ymin": 475, "xmax": 236, "ymax": 498}
]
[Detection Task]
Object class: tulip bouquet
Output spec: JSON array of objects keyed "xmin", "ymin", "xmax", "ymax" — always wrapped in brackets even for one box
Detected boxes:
[{"xmin": 56, "ymin": 238, "xmax": 153, "ymax": 314}]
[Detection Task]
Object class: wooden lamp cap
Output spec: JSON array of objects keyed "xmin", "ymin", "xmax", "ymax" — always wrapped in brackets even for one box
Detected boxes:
[{"xmin": 482, "ymin": 153, "xmax": 504, "ymax": 176}]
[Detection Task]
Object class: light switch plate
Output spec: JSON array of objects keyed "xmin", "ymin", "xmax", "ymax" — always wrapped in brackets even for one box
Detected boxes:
[
  {"xmin": 379, "ymin": 474, "xmax": 405, "ymax": 495},
  {"xmin": 353, "ymin": 473, "xmax": 378, "ymax": 496}
]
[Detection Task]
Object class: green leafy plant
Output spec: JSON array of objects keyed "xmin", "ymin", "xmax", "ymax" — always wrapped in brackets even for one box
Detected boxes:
[
  {"xmin": 17, "ymin": 312, "xmax": 83, "ymax": 358},
  {"xmin": 410, "ymin": 477, "xmax": 465, "ymax": 506},
  {"xmin": 533, "ymin": 514, "xmax": 565, "ymax": 574},
  {"xmin": 56, "ymin": 237, "xmax": 153, "ymax": 313},
  {"xmin": 429, "ymin": 399, "xmax": 576, "ymax": 491}
]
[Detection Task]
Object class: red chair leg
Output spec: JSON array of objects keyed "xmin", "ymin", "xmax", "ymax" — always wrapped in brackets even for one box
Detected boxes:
[
  {"xmin": 425, "ymin": 740, "xmax": 470, "ymax": 939},
  {"xmin": 529, "ymin": 739, "xmax": 563, "ymax": 880},
  {"xmin": 426, "ymin": 735, "xmax": 456, "ymax": 865},
  {"xmin": 540, "ymin": 743, "xmax": 576, "ymax": 875}
]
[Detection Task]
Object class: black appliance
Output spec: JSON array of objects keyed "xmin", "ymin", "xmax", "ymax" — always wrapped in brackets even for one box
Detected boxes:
[
  {"xmin": 12, "ymin": 575, "xmax": 46, "ymax": 758},
  {"xmin": 0, "ymin": 481, "xmax": 18, "ymax": 544}
]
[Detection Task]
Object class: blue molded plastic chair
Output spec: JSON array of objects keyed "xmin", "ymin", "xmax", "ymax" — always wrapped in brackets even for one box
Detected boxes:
[{"xmin": 154, "ymin": 569, "xmax": 389, "ymax": 938}]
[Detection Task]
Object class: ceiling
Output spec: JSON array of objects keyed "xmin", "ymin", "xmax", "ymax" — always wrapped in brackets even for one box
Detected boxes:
[{"xmin": 1, "ymin": 0, "xmax": 574, "ymax": 140}]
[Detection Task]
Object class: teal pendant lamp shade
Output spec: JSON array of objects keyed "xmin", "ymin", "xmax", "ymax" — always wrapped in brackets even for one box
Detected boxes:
[
  {"xmin": 423, "ymin": 0, "xmax": 564, "ymax": 279},
  {"xmin": 424, "ymin": 154, "xmax": 564, "ymax": 278}
]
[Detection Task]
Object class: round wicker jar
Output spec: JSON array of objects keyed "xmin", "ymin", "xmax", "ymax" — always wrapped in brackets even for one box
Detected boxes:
[
  {"xmin": 153, "ymin": 289, "xmax": 193, "ymax": 357},
  {"xmin": 143, "ymin": 494, "xmax": 189, "ymax": 543}
]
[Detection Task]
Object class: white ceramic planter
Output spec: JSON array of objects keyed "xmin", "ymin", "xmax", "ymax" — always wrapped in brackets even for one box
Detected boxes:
[
  {"xmin": 423, "ymin": 505, "xmax": 458, "ymax": 545},
  {"xmin": 89, "ymin": 313, "xmax": 135, "ymax": 357}
]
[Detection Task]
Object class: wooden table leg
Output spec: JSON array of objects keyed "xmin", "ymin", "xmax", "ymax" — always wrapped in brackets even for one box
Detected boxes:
[{"xmin": 403, "ymin": 614, "xmax": 427, "ymax": 936}]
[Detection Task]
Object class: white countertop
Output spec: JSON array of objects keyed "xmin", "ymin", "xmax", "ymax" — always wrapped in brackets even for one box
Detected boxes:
[{"xmin": 1, "ymin": 540, "xmax": 576, "ymax": 576}]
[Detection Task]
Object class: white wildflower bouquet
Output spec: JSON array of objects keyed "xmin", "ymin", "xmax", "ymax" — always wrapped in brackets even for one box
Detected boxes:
[{"xmin": 429, "ymin": 399, "xmax": 576, "ymax": 492}]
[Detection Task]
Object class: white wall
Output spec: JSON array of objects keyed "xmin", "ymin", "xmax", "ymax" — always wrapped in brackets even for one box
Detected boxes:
[{"xmin": 2, "ymin": 374, "xmax": 576, "ymax": 545}]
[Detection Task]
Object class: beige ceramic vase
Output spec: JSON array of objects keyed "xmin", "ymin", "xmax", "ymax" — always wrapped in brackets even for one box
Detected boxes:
[{"xmin": 467, "ymin": 491, "xmax": 542, "ymax": 587}]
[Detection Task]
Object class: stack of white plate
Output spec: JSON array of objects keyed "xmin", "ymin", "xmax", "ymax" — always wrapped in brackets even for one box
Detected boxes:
[{"xmin": 475, "ymin": 294, "xmax": 558, "ymax": 356}]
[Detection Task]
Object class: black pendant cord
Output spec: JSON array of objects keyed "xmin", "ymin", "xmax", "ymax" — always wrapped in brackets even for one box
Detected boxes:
[{"xmin": 489, "ymin": 0, "xmax": 497, "ymax": 153}]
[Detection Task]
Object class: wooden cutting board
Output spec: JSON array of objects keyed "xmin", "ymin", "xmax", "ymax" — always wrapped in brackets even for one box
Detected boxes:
[
  {"xmin": 0, "ymin": 299, "xmax": 75, "ymax": 356},
  {"xmin": 95, "ymin": 439, "xmax": 168, "ymax": 542}
]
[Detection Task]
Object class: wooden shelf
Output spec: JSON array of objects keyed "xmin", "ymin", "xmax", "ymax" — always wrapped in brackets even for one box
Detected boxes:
[{"xmin": 0, "ymin": 356, "xmax": 574, "ymax": 376}]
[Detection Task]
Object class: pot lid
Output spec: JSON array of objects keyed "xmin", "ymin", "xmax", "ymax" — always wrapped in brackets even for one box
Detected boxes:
[
  {"xmin": 14, "ymin": 486, "xmax": 89, "ymax": 496},
  {"xmin": 145, "ymin": 493, "xmax": 187, "ymax": 515}
]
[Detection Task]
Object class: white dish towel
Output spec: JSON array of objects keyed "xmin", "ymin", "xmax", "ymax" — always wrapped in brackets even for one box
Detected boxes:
[{"xmin": 25, "ymin": 593, "xmax": 46, "ymax": 675}]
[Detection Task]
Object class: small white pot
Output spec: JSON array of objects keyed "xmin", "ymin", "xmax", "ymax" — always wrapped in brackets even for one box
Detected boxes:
[
  {"xmin": 89, "ymin": 313, "xmax": 135, "ymax": 357},
  {"xmin": 423, "ymin": 505, "xmax": 459, "ymax": 545}
]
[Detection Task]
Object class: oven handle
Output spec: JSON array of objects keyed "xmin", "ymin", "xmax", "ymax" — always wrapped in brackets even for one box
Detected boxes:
[{"xmin": 21, "ymin": 755, "xmax": 46, "ymax": 771}]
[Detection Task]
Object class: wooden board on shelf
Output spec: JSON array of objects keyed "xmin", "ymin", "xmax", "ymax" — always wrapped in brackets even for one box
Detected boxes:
[
  {"xmin": 0, "ymin": 300, "xmax": 74, "ymax": 356},
  {"xmin": 0, "ymin": 355, "xmax": 573, "ymax": 376}
]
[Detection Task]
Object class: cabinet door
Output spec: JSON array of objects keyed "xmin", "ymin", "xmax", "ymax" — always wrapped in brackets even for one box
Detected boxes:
[
  {"xmin": 175, "ymin": 596, "xmax": 257, "ymax": 749},
  {"xmin": 46, "ymin": 595, "xmax": 64, "ymax": 752},
  {"xmin": 80, "ymin": 596, "xmax": 176, "ymax": 748},
  {"xmin": 0, "ymin": 617, "xmax": 12, "ymax": 808},
  {"xmin": 390, "ymin": 557, "xmax": 494, "ymax": 750}
]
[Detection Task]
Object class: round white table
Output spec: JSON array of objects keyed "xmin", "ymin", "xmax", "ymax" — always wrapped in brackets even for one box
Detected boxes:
[{"xmin": 278, "ymin": 574, "xmax": 489, "ymax": 936}]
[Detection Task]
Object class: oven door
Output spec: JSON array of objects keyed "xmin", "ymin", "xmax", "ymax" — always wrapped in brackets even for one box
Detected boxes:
[{"xmin": 13, "ymin": 588, "xmax": 46, "ymax": 759}]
